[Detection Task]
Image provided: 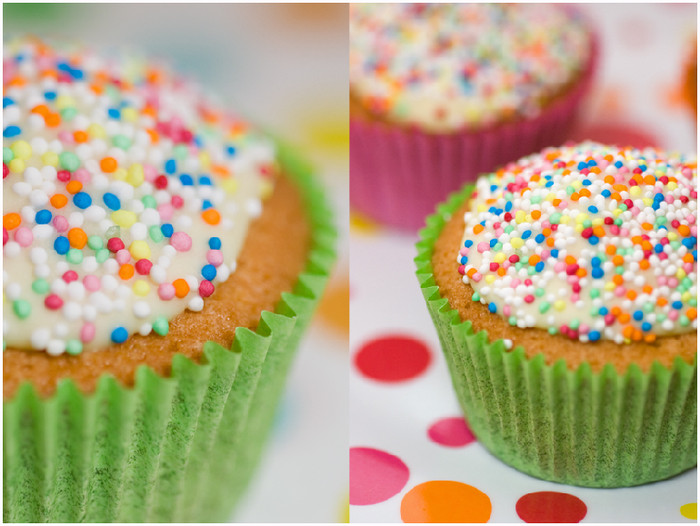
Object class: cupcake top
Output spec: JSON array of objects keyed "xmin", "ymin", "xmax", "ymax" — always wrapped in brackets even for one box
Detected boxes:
[
  {"xmin": 3, "ymin": 38, "xmax": 277, "ymax": 355},
  {"xmin": 457, "ymin": 142, "xmax": 697, "ymax": 344},
  {"xmin": 349, "ymin": 4, "xmax": 591, "ymax": 132}
]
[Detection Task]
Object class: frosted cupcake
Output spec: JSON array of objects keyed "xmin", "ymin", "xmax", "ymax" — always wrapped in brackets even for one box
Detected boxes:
[
  {"xmin": 416, "ymin": 142, "xmax": 696, "ymax": 487},
  {"xmin": 3, "ymin": 38, "xmax": 335, "ymax": 521},
  {"xmin": 350, "ymin": 3, "xmax": 597, "ymax": 230}
]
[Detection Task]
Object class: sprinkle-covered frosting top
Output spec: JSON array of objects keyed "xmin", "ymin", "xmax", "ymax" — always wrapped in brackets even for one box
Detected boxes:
[
  {"xmin": 349, "ymin": 4, "xmax": 591, "ymax": 132},
  {"xmin": 457, "ymin": 142, "xmax": 697, "ymax": 344},
  {"xmin": 3, "ymin": 38, "xmax": 276, "ymax": 355}
]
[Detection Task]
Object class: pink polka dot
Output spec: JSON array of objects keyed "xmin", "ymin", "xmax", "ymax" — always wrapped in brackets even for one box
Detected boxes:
[
  {"xmin": 354, "ymin": 334, "xmax": 431, "ymax": 382},
  {"xmin": 427, "ymin": 417, "xmax": 475, "ymax": 447},
  {"xmin": 516, "ymin": 491, "xmax": 587, "ymax": 523},
  {"xmin": 350, "ymin": 447, "xmax": 410, "ymax": 506}
]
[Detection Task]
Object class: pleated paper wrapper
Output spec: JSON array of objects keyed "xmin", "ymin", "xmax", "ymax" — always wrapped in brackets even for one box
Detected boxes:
[
  {"xmin": 351, "ymin": 38, "xmax": 599, "ymax": 231},
  {"xmin": 3, "ymin": 144, "xmax": 337, "ymax": 522},
  {"xmin": 414, "ymin": 183, "xmax": 697, "ymax": 488}
]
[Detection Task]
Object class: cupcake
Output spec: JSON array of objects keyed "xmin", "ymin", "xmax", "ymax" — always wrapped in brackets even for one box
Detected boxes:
[
  {"xmin": 3, "ymin": 38, "xmax": 335, "ymax": 522},
  {"xmin": 416, "ymin": 142, "xmax": 697, "ymax": 487},
  {"xmin": 350, "ymin": 3, "xmax": 597, "ymax": 230}
]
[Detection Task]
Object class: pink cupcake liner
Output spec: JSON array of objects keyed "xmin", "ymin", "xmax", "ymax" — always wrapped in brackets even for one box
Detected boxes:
[{"xmin": 350, "ymin": 38, "xmax": 599, "ymax": 231}]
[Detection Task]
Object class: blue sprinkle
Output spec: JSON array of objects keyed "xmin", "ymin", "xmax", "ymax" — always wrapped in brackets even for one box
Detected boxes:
[
  {"xmin": 522, "ymin": 230, "xmax": 532, "ymax": 240},
  {"xmin": 102, "ymin": 192, "xmax": 121, "ymax": 211},
  {"xmin": 35, "ymin": 209, "xmax": 52, "ymax": 224},
  {"xmin": 73, "ymin": 192, "xmax": 92, "ymax": 209},
  {"xmin": 602, "ymin": 189, "xmax": 611, "ymax": 198},
  {"xmin": 582, "ymin": 179, "xmax": 592, "ymax": 186},
  {"xmin": 641, "ymin": 322, "xmax": 652, "ymax": 332},
  {"xmin": 535, "ymin": 234, "xmax": 545, "ymax": 243},
  {"xmin": 490, "ymin": 184, "xmax": 498, "ymax": 192},
  {"xmin": 54, "ymin": 236, "xmax": 70, "ymax": 255},
  {"xmin": 588, "ymin": 236, "xmax": 600, "ymax": 245},
  {"xmin": 505, "ymin": 201, "xmax": 513, "ymax": 212},
  {"xmin": 639, "ymin": 164, "xmax": 647, "ymax": 171},
  {"xmin": 3, "ymin": 97, "xmax": 15, "ymax": 108},
  {"xmin": 44, "ymin": 91, "xmax": 57, "ymax": 100},
  {"xmin": 535, "ymin": 262, "xmax": 545, "ymax": 272},
  {"xmin": 693, "ymin": 250, "xmax": 697, "ymax": 262},
  {"xmin": 588, "ymin": 206, "xmax": 598, "ymax": 214},
  {"xmin": 201, "ymin": 264, "xmax": 217, "ymax": 281},
  {"xmin": 614, "ymin": 161, "xmax": 623, "ymax": 168},
  {"xmin": 587, "ymin": 160, "xmax": 597, "ymax": 167},
  {"xmin": 588, "ymin": 331, "xmax": 601, "ymax": 342},
  {"xmin": 672, "ymin": 301, "xmax": 683, "ymax": 310},
  {"xmin": 489, "ymin": 238, "xmax": 498, "ymax": 247},
  {"xmin": 654, "ymin": 244, "xmax": 664, "ymax": 253},
  {"xmin": 545, "ymin": 181, "xmax": 554, "ymax": 188},
  {"xmin": 226, "ymin": 145, "xmax": 237, "ymax": 156},
  {"xmin": 550, "ymin": 249, "xmax": 559, "ymax": 258},
  {"xmin": 3, "ymin": 125, "xmax": 21, "ymax": 138},
  {"xmin": 161, "ymin": 223, "xmax": 174, "ymax": 237},
  {"xmin": 460, "ymin": 256, "xmax": 468, "ymax": 265},
  {"xmin": 179, "ymin": 174, "xmax": 194, "ymax": 186},
  {"xmin": 111, "ymin": 326, "xmax": 129, "ymax": 343},
  {"xmin": 599, "ymin": 307, "xmax": 609, "ymax": 315},
  {"xmin": 682, "ymin": 237, "xmax": 696, "ymax": 249},
  {"xmin": 164, "ymin": 159, "xmax": 177, "ymax": 174},
  {"xmin": 464, "ymin": 240, "xmax": 473, "ymax": 248},
  {"xmin": 654, "ymin": 193, "xmax": 664, "ymax": 201},
  {"xmin": 488, "ymin": 302, "xmax": 497, "ymax": 314},
  {"xmin": 209, "ymin": 237, "xmax": 222, "ymax": 250},
  {"xmin": 591, "ymin": 257, "xmax": 601, "ymax": 267},
  {"xmin": 633, "ymin": 310, "xmax": 644, "ymax": 321},
  {"xmin": 202, "ymin": 199, "xmax": 214, "ymax": 210},
  {"xmin": 198, "ymin": 176, "xmax": 212, "ymax": 186},
  {"xmin": 592, "ymin": 267, "xmax": 604, "ymax": 279},
  {"xmin": 577, "ymin": 161, "xmax": 587, "ymax": 170},
  {"xmin": 107, "ymin": 108, "xmax": 121, "ymax": 119}
]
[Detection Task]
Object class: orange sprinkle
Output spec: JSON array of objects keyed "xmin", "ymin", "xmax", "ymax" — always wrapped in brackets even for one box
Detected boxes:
[
  {"xmin": 642, "ymin": 285, "xmax": 653, "ymax": 294},
  {"xmin": 100, "ymin": 157, "xmax": 118, "ymax": 173},
  {"xmin": 561, "ymin": 169, "xmax": 571, "ymax": 175},
  {"xmin": 201, "ymin": 209, "xmax": 221, "ymax": 225},
  {"xmin": 604, "ymin": 175, "xmax": 616, "ymax": 185},
  {"xmin": 641, "ymin": 223, "xmax": 653, "ymax": 231},
  {"xmin": 542, "ymin": 228, "xmax": 551, "ymax": 237},
  {"xmin": 643, "ymin": 175, "xmax": 656, "ymax": 185},
  {"xmin": 211, "ymin": 164, "xmax": 230, "ymax": 177},
  {"xmin": 579, "ymin": 188, "xmax": 591, "ymax": 197},
  {"xmin": 626, "ymin": 290, "xmax": 637, "ymax": 301},
  {"xmin": 473, "ymin": 224, "xmax": 484, "ymax": 235},
  {"xmin": 622, "ymin": 325, "xmax": 634, "ymax": 339},
  {"xmin": 631, "ymin": 329, "xmax": 643, "ymax": 342},
  {"xmin": 119, "ymin": 264, "xmax": 135, "ymax": 280},
  {"xmin": 173, "ymin": 278, "xmax": 190, "ymax": 298},
  {"xmin": 590, "ymin": 167, "xmax": 601, "ymax": 174},
  {"xmin": 593, "ymin": 226, "xmax": 606, "ymax": 237},
  {"xmin": 610, "ymin": 192, "xmax": 622, "ymax": 201},
  {"xmin": 90, "ymin": 83, "xmax": 104, "ymax": 95},
  {"xmin": 611, "ymin": 306, "xmax": 622, "ymax": 316},
  {"xmin": 605, "ymin": 245, "xmax": 617, "ymax": 255},
  {"xmin": 612, "ymin": 255, "xmax": 625, "ymax": 266},
  {"xmin": 44, "ymin": 112, "xmax": 61, "ymax": 127},
  {"xmin": 687, "ymin": 308, "xmax": 697, "ymax": 321},
  {"xmin": 552, "ymin": 199, "xmax": 562, "ymax": 207},
  {"xmin": 66, "ymin": 180, "xmax": 83, "ymax": 194},
  {"xmin": 639, "ymin": 260, "xmax": 650, "ymax": 270},
  {"xmin": 3, "ymin": 213, "xmax": 21, "ymax": 230},
  {"xmin": 31, "ymin": 104, "xmax": 51, "ymax": 116},
  {"xmin": 73, "ymin": 130, "xmax": 88, "ymax": 143},
  {"xmin": 530, "ymin": 210, "xmax": 541, "ymax": 220},
  {"xmin": 644, "ymin": 333, "xmax": 657, "ymax": 343},
  {"xmin": 565, "ymin": 255, "xmax": 577, "ymax": 265},
  {"xmin": 546, "ymin": 238, "xmax": 555, "ymax": 247},
  {"xmin": 466, "ymin": 268, "xmax": 477, "ymax": 278},
  {"xmin": 576, "ymin": 268, "xmax": 587, "ymax": 278},
  {"xmin": 570, "ymin": 193, "xmax": 580, "ymax": 202},
  {"xmin": 657, "ymin": 297, "xmax": 668, "ymax": 307},
  {"xmin": 496, "ymin": 267, "xmax": 506, "ymax": 277},
  {"xmin": 67, "ymin": 228, "xmax": 88, "ymax": 249},
  {"xmin": 612, "ymin": 275, "xmax": 624, "ymax": 286},
  {"xmin": 528, "ymin": 255, "xmax": 541, "ymax": 266},
  {"xmin": 50, "ymin": 194, "xmax": 68, "ymax": 208},
  {"xmin": 146, "ymin": 128, "xmax": 159, "ymax": 143},
  {"xmin": 618, "ymin": 313, "xmax": 631, "ymax": 324},
  {"xmin": 678, "ymin": 224, "xmax": 691, "ymax": 236},
  {"xmin": 683, "ymin": 253, "xmax": 695, "ymax": 264}
]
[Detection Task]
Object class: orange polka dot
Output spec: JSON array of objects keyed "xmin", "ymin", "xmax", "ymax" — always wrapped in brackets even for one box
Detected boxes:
[
  {"xmin": 400, "ymin": 481, "xmax": 491, "ymax": 523},
  {"xmin": 50, "ymin": 194, "xmax": 69, "ymax": 208},
  {"xmin": 201, "ymin": 209, "xmax": 221, "ymax": 225},
  {"xmin": 66, "ymin": 180, "xmax": 83, "ymax": 194},
  {"xmin": 173, "ymin": 278, "xmax": 190, "ymax": 298},
  {"xmin": 3, "ymin": 213, "xmax": 21, "ymax": 230},
  {"xmin": 119, "ymin": 264, "xmax": 135, "ymax": 280},
  {"xmin": 100, "ymin": 157, "xmax": 118, "ymax": 173}
]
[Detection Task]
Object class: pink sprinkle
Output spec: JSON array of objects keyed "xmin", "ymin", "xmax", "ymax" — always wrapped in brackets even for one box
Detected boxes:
[
  {"xmin": 57, "ymin": 170, "xmax": 71, "ymax": 182},
  {"xmin": 53, "ymin": 215, "xmax": 69, "ymax": 232},
  {"xmin": 157, "ymin": 203, "xmax": 174, "ymax": 221},
  {"xmin": 135, "ymin": 259, "xmax": 153, "ymax": 275},
  {"xmin": 45, "ymin": 294, "xmax": 63, "ymax": 310},
  {"xmin": 62, "ymin": 270, "xmax": 79, "ymax": 283},
  {"xmin": 477, "ymin": 242, "xmax": 489, "ymax": 253},
  {"xmin": 74, "ymin": 168, "xmax": 91, "ymax": 183},
  {"xmin": 171, "ymin": 195, "xmax": 184, "ymax": 209},
  {"xmin": 511, "ymin": 278, "xmax": 520, "ymax": 288},
  {"xmin": 3, "ymin": 227, "xmax": 8, "ymax": 246},
  {"xmin": 604, "ymin": 314, "xmax": 615, "ymax": 325},
  {"xmin": 107, "ymin": 237, "xmax": 125, "ymax": 252},
  {"xmin": 458, "ymin": 265, "xmax": 465, "ymax": 275},
  {"xmin": 554, "ymin": 262, "xmax": 566, "ymax": 273},
  {"xmin": 668, "ymin": 310, "xmax": 679, "ymax": 321},
  {"xmin": 459, "ymin": 247, "xmax": 469, "ymax": 256},
  {"xmin": 503, "ymin": 305, "xmax": 511, "ymax": 316},
  {"xmin": 80, "ymin": 322, "xmax": 96, "ymax": 343},
  {"xmin": 58, "ymin": 130, "xmax": 74, "ymax": 144},
  {"xmin": 143, "ymin": 164, "xmax": 158, "ymax": 182},
  {"xmin": 206, "ymin": 249, "xmax": 224, "ymax": 267},
  {"xmin": 83, "ymin": 275, "xmax": 100, "ymax": 291},
  {"xmin": 524, "ymin": 295, "xmax": 535, "ymax": 304},
  {"xmin": 579, "ymin": 324, "xmax": 589, "ymax": 334},
  {"xmin": 657, "ymin": 276, "xmax": 668, "ymax": 286},
  {"xmin": 158, "ymin": 283, "xmax": 176, "ymax": 300},
  {"xmin": 116, "ymin": 249, "xmax": 131, "ymax": 265},
  {"xmin": 571, "ymin": 293, "xmax": 580, "ymax": 302},
  {"xmin": 471, "ymin": 272, "xmax": 482, "ymax": 282},
  {"xmin": 170, "ymin": 231, "xmax": 192, "ymax": 252},
  {"xmin": 14, "ymin": 226, "xmax": 33, "ymax": 247},
  {"xmin": 199, "ymin": 280, "xmax": 215, "ymax": 298},
  {"xmin": 667, "ymin": 277, "xmax": 679, "ymax": 288}
]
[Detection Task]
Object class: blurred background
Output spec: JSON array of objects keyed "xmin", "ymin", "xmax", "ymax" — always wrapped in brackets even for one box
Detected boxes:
[{"xmin": 4, "ymin": 3, "xmax": 349, "ymax": 522}]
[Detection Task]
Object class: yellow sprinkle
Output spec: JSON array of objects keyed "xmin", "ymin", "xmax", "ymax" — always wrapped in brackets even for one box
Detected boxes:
[
  {"xmin": 592, "ymin": 218, "xmax": 604, "ymax": 226},
  {"xmin": 572, "ymin": 180, "xmax": 582, "ymax": 189},
  {"xmin": 515, "ymin": 210, "xmax": 526, "ymax": 223},
  {"xmin": 560, "ymin": 215, "xmax": 570, "ymax": 224},
  {"xmin": 554, "ymin": 300, "xmax": 566, "ymax": 311},
  {"xmin": 476, "ymin": 204, "xmax": 488, "ymax": 213},
  {"xmin": 132, "ymin": 280, "xmax": 150, "ymax": 296},
  {"xmin": 546, "ymin": 192, "xmax": 556, "ymax": 201},
  {"xmin": 126, "ymin": 164, "xmax": 145, "ymax": 187},
  {"xmin": 604, "ymin": 282, "xmax": 616, "ymax": 291},
  {"xmin": 510, "ymin": 238, "xmax": 524, "ymax": 249},
  {"xmin": 41, "ymin": 152, "xmax": 59, "ymax": 167},
  {"xmin": 613, "ymin": 208, "xmax": 623, "ymax": 217},
  {"xmin": 668, "ymin": 232, "xmax": 678, "ymax": 241},
  {"xmin": 113, "ymin": 168, "xmax": 127, "ymax": 181},
  {"xmin": 668, "ymin": 182, "xmax": 678, "ymax": 191},
  {"xmin": 575, "ymin": 213, "xmax": 587, "ymax": 223},
  {"xmin": 87, "ymin": 123, "xmax": 106, "ymax": 139},
  {"xmin": 682, "ymin": 291, "xmax": 692, "ymax": 302},
  {"xmin": 55, "ymin": 94, "xmax": 75, "ymax": 110},
  {"xmin": 642, "ymin": 198, "xmax": 653, "ymax": 207},
  {"xmin": 494, "ymin": 252, "xmax": 506, "ymax": 264},
  {"xmin": 629, "ymin": 186, "xmax": 642, "ymax": 197},
  {"xmin": 198, "ymin": 151, "xmax": 211, "ymax": 169},
  {"xmin": 112, "ymin": 210, "xmax": 137, "ymax": 228},
  {"xmin": 9, "ymin": 159, "xmax": 25, "ymax": 173},
  {"xmin": 10, "ymin": 140, "xmax": 32, "ymax": 160},
  {"xmin": 485, "ymin": 275, "xmax": 496, "ymax": 284},
  {"xmin": 677, "ymin": 268, "xmax": 687, "ymax": 280},
  {"xmin": 122, "ymin": 107, "xmax": 139, "ymax": 123},
  {"xmin": 574, "ymin": 224, "xmax": 584, "ymax": 234},
  {"xmin": 221, "ymin": 179, "xmax": 238, "ymax": 195},
  {"xmin": 129, "ymin": 240, "xmax": 151, "ymax": 260}
]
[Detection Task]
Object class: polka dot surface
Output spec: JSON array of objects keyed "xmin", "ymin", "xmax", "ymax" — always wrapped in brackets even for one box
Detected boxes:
[
  {"xmin": 516, "ymin": 491, "xmax": 587, "ymax": 523},
  {"xmin": 680, "ymin": 502, "xmax": 697, "ymax": 520},
  {"xmin": 400, "ymin": 480, "xmax": 492, "ymax": 523},
  {"xmin": 354, "ymin": 335, "xmax": 432, "ymax": 382},
  {"xmin": 349, "ymin": 447, "xmax": 410, "ymax": 506},
  {"xmin": 427, "ymin": 417, "xmax": 475, "ymax": 447}
]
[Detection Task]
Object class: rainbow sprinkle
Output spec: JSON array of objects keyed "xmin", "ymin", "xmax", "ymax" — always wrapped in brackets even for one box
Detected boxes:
[
  {"xmin": 3, "ymin": 38, "xmax": 276, "ymax": 355},
  {"xmin": 457, "ymin": 142, "xmax": 697, "ymax": 344}
]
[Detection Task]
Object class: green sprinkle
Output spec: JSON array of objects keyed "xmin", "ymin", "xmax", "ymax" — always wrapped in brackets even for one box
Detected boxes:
[
  {"xmin": 173, "ymin": 144, "xmax": 189, "ymax": 160},
  {"xmin": 590, "ymin": 307, "xmax": 598, "ymax": 316},
  {"xmin": 13, "ymin": 299, "xmax": 31, "ymax": 319},
  {"xmin": 112, "ymin": 134, "xmax": 132, "ymax": 150},
  {"xmin": 670, "ymin": 241, "xmax": 681, "ymax": 250},
  {"xmin": 569, "ymin": 319, "xmax": 580, "ymax": 330},
  {"xmin": 655, "ymin": 216, "xmax": 667, "ymax": 225},
  {"xmin": 508, "ymin": 316, "xmax": 517, "ymax": 326},
  {"xmin": 618, "ymin": 203, "xmax": 628, "ymax": 212},
  {"xmin": 548, "ymin": 327, "xmax": 558, "ymax": 335},
  {"xmin": 615, "ymin": 266, "xmax": 624, "ymax": 275},
  {"xmin": 95, "ymin": 248, "xmax": 110, "ymax": 263},
  {"xmin": 657, "ymin": 313, "xmax": 667, "ymax": 322},
  {"xmin": 152, "ymin": 317, "xmax": 169, "ymax": 336},
  {"xmin": 66, "ymin": 248, "xmax": 83, "ymax": 264},
  {"xmin": 689, "ymin": 298, "xmax": 697, "ymax": 307},
  {"xmin": 643, "ymin": 302, "xmax": 654, "ymax": 313},
  {"xmin": 149, "ymin": 225, "xmax": 164, "ymax": 243},
  {"xmin": 614, "ymin": 218, "xmax": 623, "ymax": 226},
  {"xmin": 565, "ymin": 185, "xmax": 575, "ymax": 195},
  {"xmin": 535, "ymin": 288, "xmax": 545, "ymax": 297},
  {"xmin": 583, "ymin": 219, "xmax": 592, "ymax": 228},
  {"xmin": 527, "ymin": 266, "xmax": 536, "ymax": 276},
  {"xmin": 87, "ymin": 235, "xmax": 104, "ymax": 250},
  {"xmin": 590, "ymin": 289, "xmax": 600, "ymax": 299},
  {"xmin": 3, "ymin": 146, "xmax": 14, "ymax": 163},
  {"xmin": 549, "ymin": 212, "xmax": 562, "ymax": 224},
  {"xmin": 32, "ymin": 278, "xmax": 50, "ymax": 294},
  {"xmin": 504, "ymin": 225, "xmax": 515, "ymax": 234},
  {"xmin": 142, "ymin": 195, "xmax": 157, "ymax": 209},
  {"xmin": 679, "ymin": 315, "xmax": 690, "ymax": 327},
  {"xmin": 65, "ymin": 339, "xmax": 83, "ymax": 355},
  {"xmin": 492, "ymin": 242, "xmax": 502, "ymax": 251},
  {"xmin": 59, "ymin": 151, "xmax": 80, "ymax": 172},
  {"xmin": 471, "ymin": 292, "xmax": 480, "ymax": 302},
  {"xmin": 60, "ymin": 107, "xmax": 77, "ymax": 121},
  {"xmin": 539, "ymin": 302, "xmax": 550, "ymax": 314},
  {"xmin": 530, "ymin": 195, "xmax": 542, "ymax": 204}
]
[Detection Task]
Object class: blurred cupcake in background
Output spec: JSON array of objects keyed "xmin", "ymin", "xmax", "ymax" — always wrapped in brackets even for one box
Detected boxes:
[{"xmin": 350, "ymin": 3, "xmax": 597, "ymax": 230}]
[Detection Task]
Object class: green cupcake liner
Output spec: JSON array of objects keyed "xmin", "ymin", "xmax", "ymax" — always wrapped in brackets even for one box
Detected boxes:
[
  {"xmin": 3, "ymin": 143, "xmax": 337, "ymax": 522},
  {"xmin": 415, "ymin": 183, "xmax": 697, "ymax": 488}
]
